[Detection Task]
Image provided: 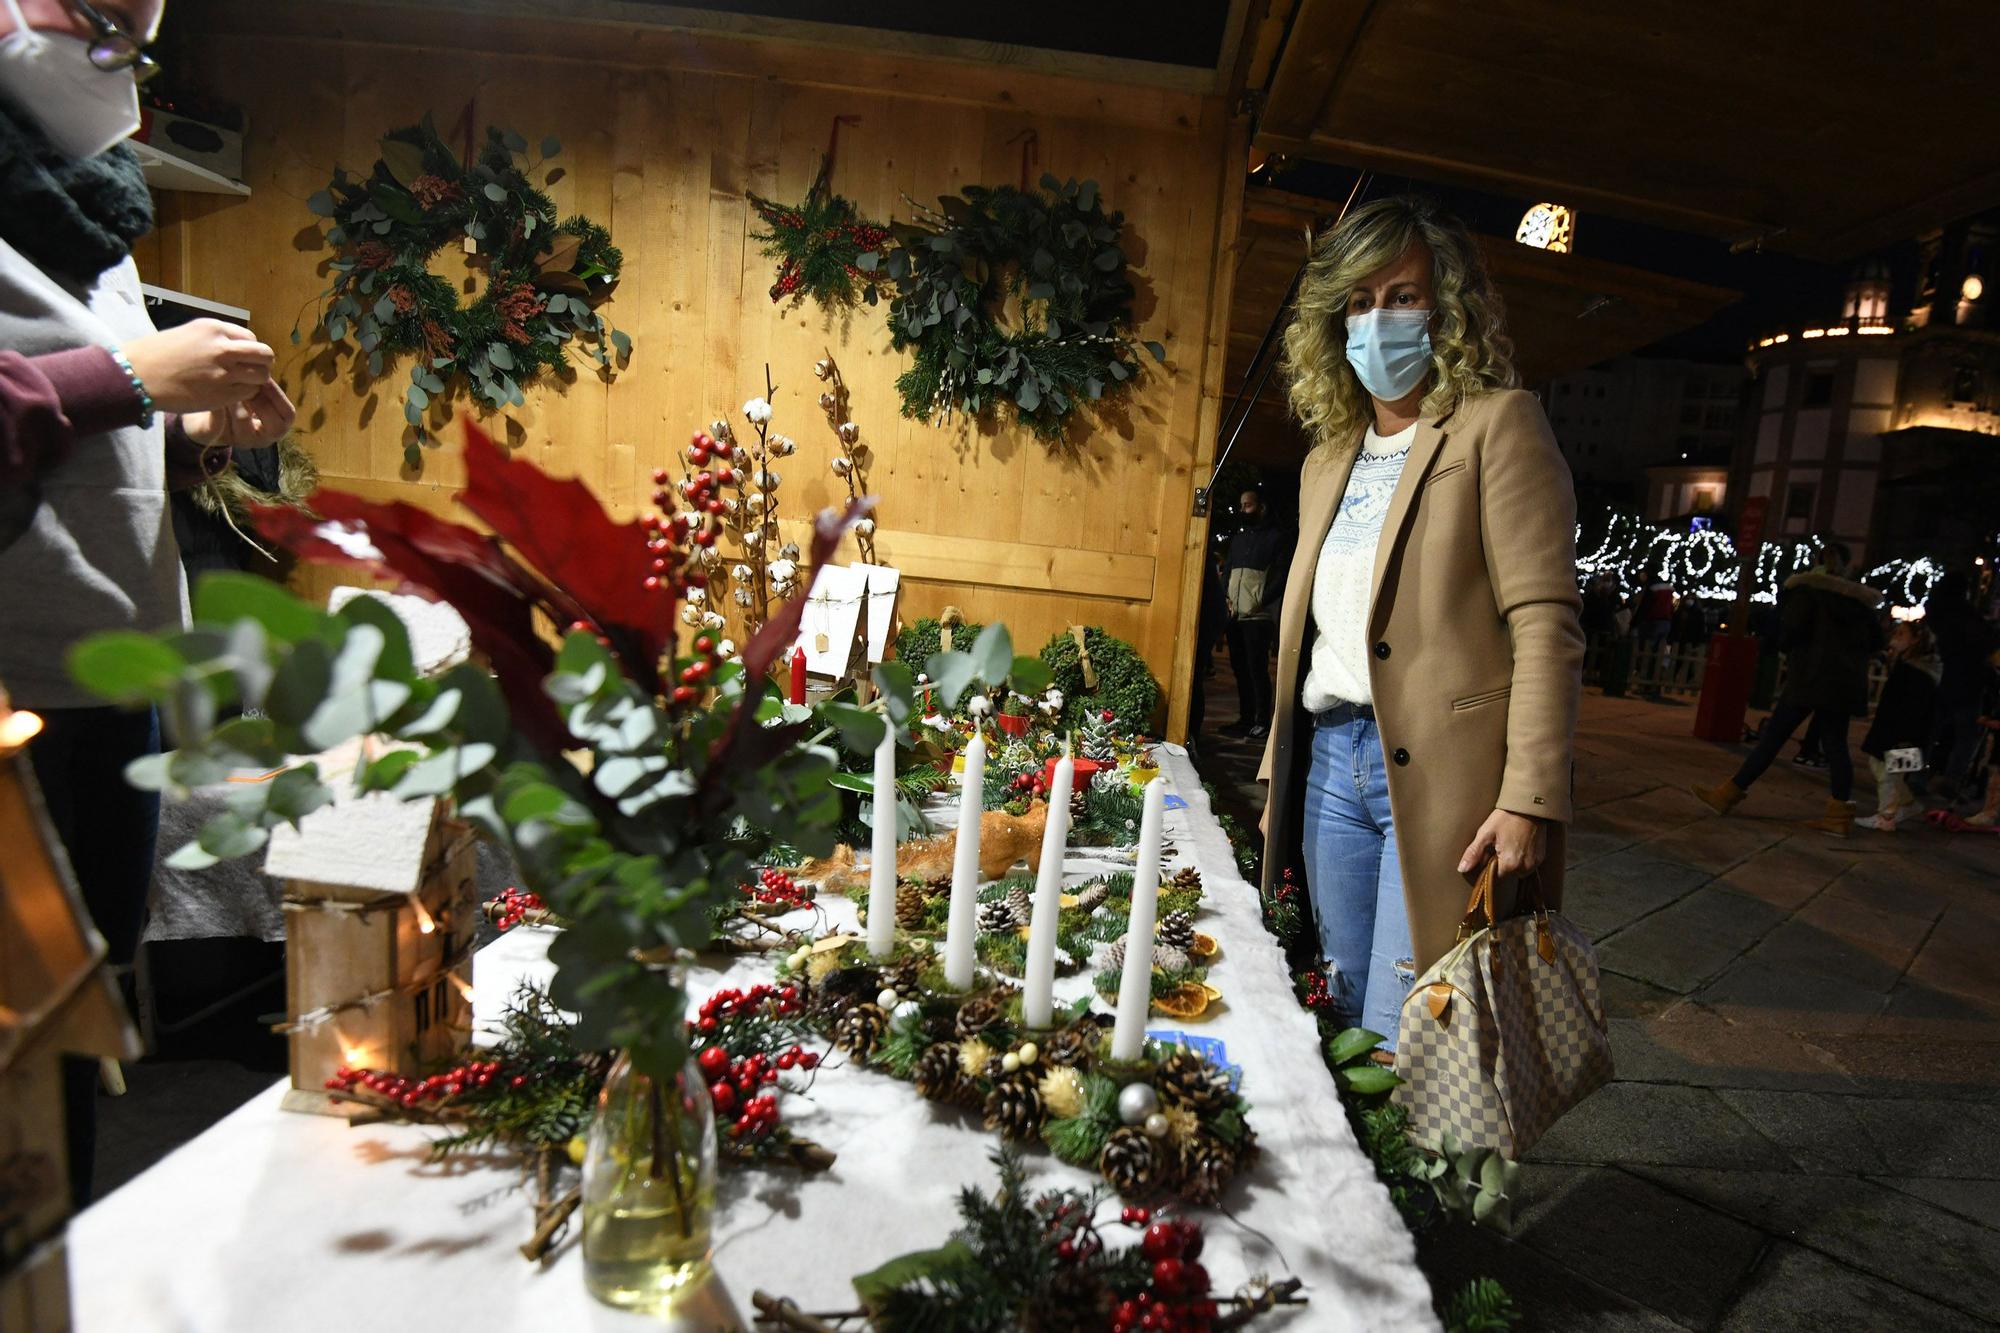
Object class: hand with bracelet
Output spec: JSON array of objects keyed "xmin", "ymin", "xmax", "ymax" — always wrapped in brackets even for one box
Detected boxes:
[{"xmin": 118, "ymin": 317, "xmax": 297, "ymax": 449}]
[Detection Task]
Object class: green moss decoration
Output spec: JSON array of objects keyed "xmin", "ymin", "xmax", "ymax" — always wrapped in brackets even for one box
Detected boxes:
[
  {"xmin": 1039, "ymin": 627, "xmax": 1159, "ymax": 733},
  {"xmin": 894, "ymin": 617, "xmax": 987, "ymax": 673}
]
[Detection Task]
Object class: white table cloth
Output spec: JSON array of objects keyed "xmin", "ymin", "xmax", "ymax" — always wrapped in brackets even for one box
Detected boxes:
[{"xmin": 69, "ymin": 747, "xmax": 1438, "ymax": 1331}]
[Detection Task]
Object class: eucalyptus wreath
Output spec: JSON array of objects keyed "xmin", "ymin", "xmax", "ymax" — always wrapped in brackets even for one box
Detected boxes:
[
  {"xmin": 302, "ymin": 116, "xmax": 631, "ymax": 467},
  {"xmin": 858, "ymin": 174, "xmax": 1166, "ymax": 440}
]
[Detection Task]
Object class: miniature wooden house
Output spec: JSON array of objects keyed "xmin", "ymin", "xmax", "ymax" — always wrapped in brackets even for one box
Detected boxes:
[
  {"xmin": 265, "ymin": 780, "xmax": 479, "ymax": 1116},
  {"xmin": 0, "ymin": 704, "xmax": 142, "ymax": 1333}
]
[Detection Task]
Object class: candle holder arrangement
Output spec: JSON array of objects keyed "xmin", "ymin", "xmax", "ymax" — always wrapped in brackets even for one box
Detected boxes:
[{"xmin": 784, "ymin": 944, "xmax": 1256, "ymax": 1206}]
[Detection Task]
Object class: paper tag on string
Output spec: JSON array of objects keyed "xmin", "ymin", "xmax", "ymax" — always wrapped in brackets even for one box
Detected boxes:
[{"xmin": 1070, "ymin": 625, "xmax": 1098, "ymax": 689}]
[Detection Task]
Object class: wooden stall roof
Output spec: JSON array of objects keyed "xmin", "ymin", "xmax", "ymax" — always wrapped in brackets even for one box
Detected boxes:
[
  {"xmin": 1254, "ymin": 0, "xmax": 2000, "ymax": 261},
  {"xmin": 1225, "ymin": 187, "xmax": 1738, "ymax": 431}
]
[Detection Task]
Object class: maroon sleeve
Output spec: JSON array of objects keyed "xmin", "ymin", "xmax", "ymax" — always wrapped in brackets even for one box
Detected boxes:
[
  {"xmin": 0, "ymin": 346, "xmax": 147, "ymax": 489},
  {"xmin": 163, "ymin": 415, "xmax": 232, "ymax": 492}
]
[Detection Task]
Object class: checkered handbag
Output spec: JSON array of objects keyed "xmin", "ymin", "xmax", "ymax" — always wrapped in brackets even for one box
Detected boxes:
[{"xmin": 1391, "ymin": 859, "xmax": 1612, "ymax": 1158}]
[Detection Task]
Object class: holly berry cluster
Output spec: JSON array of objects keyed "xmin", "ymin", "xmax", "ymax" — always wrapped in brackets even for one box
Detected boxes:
[
  {"xmin": 742, "ymin": 867, "xmax": 814, "ymax": 913},
  {"xmin": 1007, "ymin": 769, "xmax": 1053, "ymax": 801},
  {"xmin": 324, "ymin": 1056, "xmax": 523, "ymax": 1109},
  {"xmin": 687, "ymin": 983, "xmax": 824, "ymax": 1160},
  {"xmin": 1114, "ymin": 1218, "xmax": 1220, "ymax": 1333},
  {"xmin": 488, "ymin": 885, "xmax": 546, "ymax": 931},
  {"xmin": 1298, "ymin": 966, "xmax": 1335, "ymax": 1013}
]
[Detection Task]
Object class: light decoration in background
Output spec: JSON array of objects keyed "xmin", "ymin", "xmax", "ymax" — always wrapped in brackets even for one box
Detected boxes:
[
  {"xmin": 1574, "ymin": 512, "xmax": 1826, "ymax": 604},
  {"xmin": 1861, "ymin": 556, "xmax": 1942, "ymax": 611},
  {"xmin": 1515, "ymin": 202, "xmax": 1576, "ymax": 253}
]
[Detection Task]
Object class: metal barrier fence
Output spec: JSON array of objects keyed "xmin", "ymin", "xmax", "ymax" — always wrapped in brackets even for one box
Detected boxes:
[{"xmin": 1583, "ymin": 635, "xmax": 1888, "ymax": 711}]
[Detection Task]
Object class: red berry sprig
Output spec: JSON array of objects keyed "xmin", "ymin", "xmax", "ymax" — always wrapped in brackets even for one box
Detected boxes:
[
  {"xmin": 324, "ymin": 1057, "xmax": 513, "ymax": 1109},
  {"xmin": 1008, "ymin": 770, "xmax": 1052, "ymax": 801},
  {"xmin": 488, "ymin": 885, "xmax": 546, "ymax": 932},
  {"xmin": 1111, "ymin": 1219, "xmax": 1217, "ymax": 1333},
  {"xmin": 742, "ymin": 867, "xmax": 814, "ymax": 913}
]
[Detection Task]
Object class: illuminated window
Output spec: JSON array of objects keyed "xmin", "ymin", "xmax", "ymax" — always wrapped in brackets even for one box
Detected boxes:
[
  {"xmin": 1516, "ymin": 202, "xmax": 1576, "ymax": 253},
  {"xmin": 1964, "ymin": 274, "xmax": 1985, "ymax": 302}
]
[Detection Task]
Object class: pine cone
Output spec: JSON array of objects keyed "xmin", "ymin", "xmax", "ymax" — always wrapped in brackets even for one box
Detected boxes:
[
  {"xmin": 895, "ymin": 880, "xmax": 928, "ymax": 930},
  {"xmin": 1099, "ymin": 1126, "xmax": 1160, "ymax": 1195},
  {"xmin": 1155, "ymin": 1046, "xmax": 1231, "ymax": 1114},
  {"xmin": 1175, "ymin": 1133, "xmax": 1238, "ymax": 1207},
  {"xmin": 833, "ymin": 1001, "xmax": 889, "ymax": 1059},
  {"xmin": 981, "ymin": 1072, "xmax": 1045, "ymax": 1140},
  {"xmin": 1153, "ymin": 945, "xmax": 1192, "ymax": 975},
  {"xmin": 1169, "ymin": 866, "xmax": 1203, "ymax": 896},
  {"xmin": 1157, "ymin": 910, "xmax": 1195, "ymax": 953},
  {"xmin": 876, "ymin": 955, "xmax": 925, "ymax": 999},
  {"xmin": 1005, "ymin": 885, "xmax": 1031, "ymax": 925},
  {"xmin": 1070, "ymin": 786, "xmax": 1089, "ymax": 822},
  {"xmin": 1041, "ymin": 1021, "xmax": 1098, "ymax": 1069},
  {"xmin": 978, "ymin": 899, "xmax": 1017, "ymax": 935},
  {"xmin": 1073, "ymin": 880, "xmax": 1109, "ymax": 913},
  {"xmin": 913, "ymin": 1041, "xmax": 969, "ymax": 1105},
  {"xmin": 954, "ymin": 989, "xmax": 1008, "ymax": 1041}
]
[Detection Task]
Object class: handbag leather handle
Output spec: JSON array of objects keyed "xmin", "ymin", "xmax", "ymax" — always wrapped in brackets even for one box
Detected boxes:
[{"xmin": 1458, "ymin": 856, "xmax": 1549, "ymax": 936}]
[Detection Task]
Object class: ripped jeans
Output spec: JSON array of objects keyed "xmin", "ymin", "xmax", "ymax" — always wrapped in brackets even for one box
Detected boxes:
[{"xmin": 1302, "ymin": 703, "xmax": 1415, "ymax": 1047}]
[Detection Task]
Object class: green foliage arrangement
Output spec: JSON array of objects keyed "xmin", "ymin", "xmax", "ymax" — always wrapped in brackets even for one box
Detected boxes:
[
  {"xmin": 857, "ymin": 174, "xmax": 1167, "ymax": 440},
  {"xmin": 1039, "ymin": 627, "xmax": 1159, "ymax": 733},
  {"xmin": 1443, "ymin": 1278, "xmax": 1522, "ymax": 1333},
  {"xmin": 302, "ymin": 116, "xmax": 629, "ymax": 468},
  {"xmin": 747, "ymin": 154, "xmax": 891, "ymax": 306},
  {"xmin": 67, "ymin": 424, "xmax": 879, "ymax": 1083}
]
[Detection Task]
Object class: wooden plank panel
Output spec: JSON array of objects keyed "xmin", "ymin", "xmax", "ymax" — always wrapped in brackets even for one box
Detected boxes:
[{"xmin": 142, "ymin": 8, "xmax": 1231, "ymax": 726}]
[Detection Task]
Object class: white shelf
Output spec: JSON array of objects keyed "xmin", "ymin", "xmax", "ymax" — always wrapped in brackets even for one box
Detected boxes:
[
  {"xmin": 130, "ymin": 139, "xmax": 250, "ymax": 196},
  {"xmin": 141, "ymin": 284, "xmax": 250, "ymax": 324}
]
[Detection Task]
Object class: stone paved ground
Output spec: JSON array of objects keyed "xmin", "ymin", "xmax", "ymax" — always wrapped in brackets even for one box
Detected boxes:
[{"xmin": 1191, "ymin": 667, "xmax": 2000, "ymax": 1331}]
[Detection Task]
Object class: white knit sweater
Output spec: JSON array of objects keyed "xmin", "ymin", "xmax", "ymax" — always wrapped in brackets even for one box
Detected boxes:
[{"xmin": 1300, "ymin": 422, "xmax": 1416, "ymax": 711}]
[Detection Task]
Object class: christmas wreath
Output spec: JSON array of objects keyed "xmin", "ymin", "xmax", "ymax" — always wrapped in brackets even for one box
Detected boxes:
[
  {"xmin": 748, "ymin": 156, "xmax": 891, "ymax": 306},
  {"xmin": 856, "ymin": 174, "xmax": 1167, "ymax": 440},
  {"xmin": 303, "ymin": 117, "xmax": 630, "ymax": 467},
  {"xmin": 1041, "ymin": 627, "xmax": 1160, "ymax": 733}
]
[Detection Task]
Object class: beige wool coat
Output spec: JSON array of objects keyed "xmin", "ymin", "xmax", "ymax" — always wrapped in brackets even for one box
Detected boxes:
[{"xmin": 1258, "ymin": 387, "xmax": 1584, "ymax": 976}]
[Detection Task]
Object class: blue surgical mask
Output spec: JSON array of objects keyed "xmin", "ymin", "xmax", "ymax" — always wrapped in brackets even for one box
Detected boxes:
[{"xmin": 1344, "ymin": 308, "xmax": 1433, "ymax": 401}]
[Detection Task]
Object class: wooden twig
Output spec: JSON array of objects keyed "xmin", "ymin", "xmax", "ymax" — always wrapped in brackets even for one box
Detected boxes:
[
  {"xmin": 750, "ymin": 1292, "xmax": 853, "ymax": 1330},
  {"xmin": 520, "ymin": 1185, "xmax": 581, "ymax": 1263},
  {"xmin": 1216, "ymin": 1276, "xmax": 1308, "ymax": 1329}
]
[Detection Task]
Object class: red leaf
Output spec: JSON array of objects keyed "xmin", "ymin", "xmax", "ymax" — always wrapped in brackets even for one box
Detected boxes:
[
  {"xmin": 249, "ymin": 494, "xmax": 571, "ymax": 757},
  {"xmin": 456, "ymin": 422, "xmax": 671, "ymax": 686}
]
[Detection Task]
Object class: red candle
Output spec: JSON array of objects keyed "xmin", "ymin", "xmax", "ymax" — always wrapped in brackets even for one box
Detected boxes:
[{"xmin": 789, "ymin": 646, "xmax": 807, "ymax": 705}]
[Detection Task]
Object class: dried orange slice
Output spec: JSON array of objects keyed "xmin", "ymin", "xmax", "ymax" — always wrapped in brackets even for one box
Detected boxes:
[
  {"xmin": 1153, "ymin": 982, "xmax": 1221, "ymax": 1019},
  {"xmin": 1188, "ymin": 933, "xmax": 1219, "ymax": 960}
]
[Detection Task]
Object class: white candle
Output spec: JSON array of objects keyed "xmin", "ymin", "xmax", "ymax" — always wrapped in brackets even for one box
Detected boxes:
[
  {"xmin": 1110, "ymin": 777, "xmax": 1167, "ymax": 1061},
  {"xmin": 942, "ymin": 730, "xmax": 986, "ymax": 989},
  {"xmin": 1021, "ymin": 739, "xmax": 1075, "ymax": 1029},
  {"xmin": 866, "ymin": 720, "xmax": 899, "ymax": 958}
]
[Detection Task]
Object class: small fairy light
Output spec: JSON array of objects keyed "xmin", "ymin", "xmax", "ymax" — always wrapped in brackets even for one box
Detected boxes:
[
  {"xmin": 410, "ymin": 897, "xmax": 438, "ymax": 935},
  {"xmin": 447, "ymin": 972, "xmax": 475, "ymax": 1003},
  {"xmin": 0, "ymin": 705, "xmax": 44, "ymax": 754}
]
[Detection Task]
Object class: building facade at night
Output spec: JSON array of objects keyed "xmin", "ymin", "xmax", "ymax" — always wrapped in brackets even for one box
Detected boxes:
[
  {"xmin": 1731, "ymin": 210, "xmax": 1999, "ymax": 563},
  {"xmin": 1544, "ymin": 356, "xmax": 1745, "ymax": 513}
]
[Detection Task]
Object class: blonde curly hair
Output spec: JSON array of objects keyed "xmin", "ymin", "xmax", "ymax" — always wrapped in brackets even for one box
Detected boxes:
[{"xmin": 1283, "ymin": 195, "xmax": 1517, "ymax": 453}]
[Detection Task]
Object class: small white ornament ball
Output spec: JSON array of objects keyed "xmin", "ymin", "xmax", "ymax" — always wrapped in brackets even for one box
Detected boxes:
[
  {"xmin": 1018, "ymin": 1042, "xmax": 1039, "ymax": 1067},
  {"xmin": 1117, "ymin": 1082, "xmax": 1160, "ymax": 1126},
  {"xmin": 1001, "ymin": 1053, "xmax": 1021, "ymax": 1074},
  {"xmin": 789, "ymin": 947, "xmax": 810, "ymax": 969},
  {"xmin": 893, "ymin": 999, "xmax": 921, "ymax": 1022},
  {"xmin": 876, "ymin": 987, "xmax": 898, "ymax": 1008},
  {"xmin": 1144, "ymin": 1112, "xmax": 1170, "ymax": 1139}
]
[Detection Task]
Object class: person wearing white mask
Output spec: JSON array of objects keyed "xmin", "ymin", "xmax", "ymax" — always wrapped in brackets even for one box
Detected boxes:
[
  {"xmin": 0, "ymin": 0, "xmax": 296, "ymax": 1205},
  {"xmin": 1256, "ymin": 196, "xmax": 1583, "ymax": 1053}
]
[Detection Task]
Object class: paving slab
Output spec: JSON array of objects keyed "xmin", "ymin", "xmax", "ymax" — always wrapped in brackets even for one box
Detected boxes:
[
  {"xmin": 1611, "ymin": 1010, "xmax": 1860, "ymax": 1094},
  {"xmin": 1716, "ymin": 1240, "xmax": 1991, "ymax": 1332},
  {"xmin": 1527, "ymin": 1083, "xmax": 1793, "ymax": 1172},
  {"xmin": 1416, "ymin": 1220, "xmax": 1689, "ymax": 1333},
  {"xmin": 1506, "ymin": 1166, "xmax": 1766, "ymax": 1329},
  {"xmin": 1630, "ymin": 1167, "xmax": 2000, "ymax": 1318},
  {"xmin": 1871, "ymin": 1176, "xmax": 2000, "ymax": 1231},
  {"xmin": 1597, "ymin": 887, "xmax": 1789, "ymax": 994}
]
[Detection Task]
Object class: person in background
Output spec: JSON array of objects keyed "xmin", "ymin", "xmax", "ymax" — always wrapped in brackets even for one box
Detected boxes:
[
  {"xmin": 1692, "ymin": 542, "xmax": 1883, "ymax": 837},
  {"xmin": 1185, "ymin": 546, "xmax": 1228, "ymax": 752},
  {"xmin": 1632, "ymin": 564, "xmax": 1674, "ymax": 696},
  {"xmin": 1222, "ymin": 485, "xmax": 1288, "ymax": 741},
  {"xmin": 1856, "ymin": 620, "xmax": 1939, "ymax": 831},
  {"xmin": 0, "ymin": 0, "xmax": 296, "ymax": 1204},
  {"xmin": 1927, "ymin": 571, "xmax": 1997, "ymax": 805},
  {"xmin": 1579, "ymin": 573, "xmax": 1619, "ymax": 676}
]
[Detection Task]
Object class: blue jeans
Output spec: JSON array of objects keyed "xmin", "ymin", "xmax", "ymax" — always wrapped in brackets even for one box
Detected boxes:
[{"xmin": 1302, "ymin": 706, "xmax": 1414, "ymax": 1047}]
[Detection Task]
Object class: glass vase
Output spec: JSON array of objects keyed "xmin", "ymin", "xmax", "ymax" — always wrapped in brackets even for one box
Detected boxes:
[{"xmin": 580, "ymin": 1050, "xmax": 718, "ymax": 1312}]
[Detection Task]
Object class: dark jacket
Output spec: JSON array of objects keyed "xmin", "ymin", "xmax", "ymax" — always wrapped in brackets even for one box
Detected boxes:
[
  {"xmin": 1860, "ymin": 656, "xmax": 1940, "ymax": 758},
  {"xmin": 1224, "ymin": 518, "xmax": 1290, "ymax": 622},
  {"xmin": 1777, "ymin": 570, "xmax": 1883, "ymax": 716}
]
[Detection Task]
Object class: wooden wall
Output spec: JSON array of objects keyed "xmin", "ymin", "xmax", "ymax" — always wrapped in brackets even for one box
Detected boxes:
[{"xmin": 139, "ymin": 1, "xmax": 1242, "ymax": 738}]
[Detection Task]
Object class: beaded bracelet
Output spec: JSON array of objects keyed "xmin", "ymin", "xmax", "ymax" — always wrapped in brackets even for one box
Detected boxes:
[{"xmin": 109, "ymin": 348, "xmax": 156, "ymax": 429}]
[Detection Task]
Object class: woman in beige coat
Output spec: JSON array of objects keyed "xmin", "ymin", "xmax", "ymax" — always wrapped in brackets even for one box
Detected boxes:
[{"xmin": 1258, "ymin": 196, "xmax": 1583, "ymax": 1049}]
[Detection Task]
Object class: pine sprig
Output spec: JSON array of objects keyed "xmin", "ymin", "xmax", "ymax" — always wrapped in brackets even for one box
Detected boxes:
[{"xmin": 747, "ymin": 155, "xmax": 890, "ymax": 306}]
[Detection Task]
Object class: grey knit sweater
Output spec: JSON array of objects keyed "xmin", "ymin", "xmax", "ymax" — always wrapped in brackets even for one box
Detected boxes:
[{"xmin": 0, "ymin": 240, "xmax": 185, "ymax": 708}]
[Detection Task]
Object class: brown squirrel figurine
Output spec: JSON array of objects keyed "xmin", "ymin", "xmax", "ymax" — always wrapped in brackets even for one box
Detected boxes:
[{"xmin": 798, "ymin": 801, "xmax": 1050, "ymax": 891}]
